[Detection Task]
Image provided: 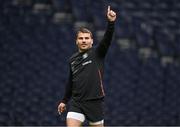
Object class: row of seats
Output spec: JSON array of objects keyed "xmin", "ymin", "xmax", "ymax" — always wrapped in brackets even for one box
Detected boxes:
[{"xmin": 0, "ymin": 0, "xmax": 180, "ymax": 125}]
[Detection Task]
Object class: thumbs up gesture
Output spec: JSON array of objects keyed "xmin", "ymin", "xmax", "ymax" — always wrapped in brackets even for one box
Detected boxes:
[{"xmin": 107, "ymin": 6, "xmax": 116, "ymax": 22}]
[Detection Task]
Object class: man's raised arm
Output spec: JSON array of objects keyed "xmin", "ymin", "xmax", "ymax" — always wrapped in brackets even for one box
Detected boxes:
[{"xmin": 96, "ymin": 6, "xmax": 117, "ymax": 58}]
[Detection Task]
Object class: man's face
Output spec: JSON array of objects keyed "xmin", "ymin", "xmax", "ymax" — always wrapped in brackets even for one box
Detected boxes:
[{"xmin": 76, "ymin": 32, "xmax": 93, "ymax": 52}]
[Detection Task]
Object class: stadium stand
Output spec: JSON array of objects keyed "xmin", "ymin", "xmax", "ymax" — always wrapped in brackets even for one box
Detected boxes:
[{"xmin": 0, "ymin": 0, "xmax": 180, "ymax": 125}]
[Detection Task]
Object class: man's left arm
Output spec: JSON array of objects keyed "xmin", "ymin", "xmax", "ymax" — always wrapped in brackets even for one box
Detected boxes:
[{"xmin": 96, "ymin": 6, "xmax": 117, "ymax": 58}]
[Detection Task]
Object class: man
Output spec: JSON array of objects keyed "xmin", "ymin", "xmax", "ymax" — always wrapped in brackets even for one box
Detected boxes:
[{"xmin": 58, "ymin": 6, "xmax": 116, "ymax": 127}]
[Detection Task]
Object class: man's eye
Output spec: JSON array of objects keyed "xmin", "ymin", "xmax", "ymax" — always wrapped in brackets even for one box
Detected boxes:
[{"xmin": 85, "ymin": 37, "xmax": 89, "ymax": 39}]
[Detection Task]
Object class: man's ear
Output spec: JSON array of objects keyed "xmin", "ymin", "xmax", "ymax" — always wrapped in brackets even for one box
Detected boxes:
[
  {"xmin": 91, "ymin": 39, "xmax": 93, "ymax": 44},
  {"xmin": 76, "ymin": 41, "xmax": 78, "ymax": 45}
]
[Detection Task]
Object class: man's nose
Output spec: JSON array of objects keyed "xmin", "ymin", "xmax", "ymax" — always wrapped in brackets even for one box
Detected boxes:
[{"xmin": 82, "ymin": 39, "xmax": 86, "ymax": 43}]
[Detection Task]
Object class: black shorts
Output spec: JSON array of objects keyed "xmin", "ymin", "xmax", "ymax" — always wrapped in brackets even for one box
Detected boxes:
[{"xmin": 68, "ymin": 99, "xmax": 104, "ymax": 122}]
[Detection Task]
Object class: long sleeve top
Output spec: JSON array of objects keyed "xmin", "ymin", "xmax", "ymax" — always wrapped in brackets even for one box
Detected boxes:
[{"xmin": 61, "ymin": 21, "xmax": 115, "ymax": 104}]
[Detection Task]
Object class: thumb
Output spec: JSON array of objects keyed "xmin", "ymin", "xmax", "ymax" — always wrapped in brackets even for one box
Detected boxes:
[{"xmin": 108, "ymin": 6, "xmax": 110, "ymax": 12}]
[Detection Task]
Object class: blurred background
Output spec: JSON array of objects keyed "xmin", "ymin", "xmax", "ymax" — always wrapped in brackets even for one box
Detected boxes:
[{"xmin": 0, "ymin": 0, "xmax": 180, "ymax": 126}]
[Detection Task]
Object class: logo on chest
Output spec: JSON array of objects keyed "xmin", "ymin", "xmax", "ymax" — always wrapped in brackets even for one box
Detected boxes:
[{"xmin": 82, "ymin": 53, "xmax": 88, "ymax": 59}]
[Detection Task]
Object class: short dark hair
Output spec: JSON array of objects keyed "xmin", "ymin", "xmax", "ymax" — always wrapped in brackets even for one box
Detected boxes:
[{"xmin": 76, "ymin": 27, "xmax": 93, "ymax": 39}]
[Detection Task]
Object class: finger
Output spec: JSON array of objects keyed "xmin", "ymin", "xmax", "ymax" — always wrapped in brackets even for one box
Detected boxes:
[
  {"xmin": 58, "ymin": 109, "xmax": 61, "ymax": 113},
  {"xmin": 60, "ymin": 106, "xmax": 66, "ymax": 112},
  {"xmin": 108, "ymin": 6, "xmax": 110, "ymax": 12},
  {"xmin": 58, "ymin": 105, "xmax": 63, "ymax": 112},
  {"xmin": 58, "ymin": 108, "xmax": 61, "ymax": 114},
  {"xmin": 58, "ymin": 106, "xmax": 60, "ymax": 112},
  {"xmin": 110, "ymin": 11, "xmax": 116, "ymax": 16}
]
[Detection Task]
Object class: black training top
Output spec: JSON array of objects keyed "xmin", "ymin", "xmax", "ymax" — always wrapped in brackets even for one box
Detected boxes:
[{"xmin": 61, "ymin": 21, "xmax": 115, "ymax": 104}]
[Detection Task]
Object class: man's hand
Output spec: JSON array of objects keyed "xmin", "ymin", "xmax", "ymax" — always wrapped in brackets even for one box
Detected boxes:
[
  {"xmin": 58, "ymin": 102, "xmax": 66, "ymax": 114},
  {"xmin": 107, "ymin": 6, "xmax": 116, "ymax": 22}
]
